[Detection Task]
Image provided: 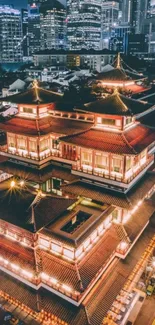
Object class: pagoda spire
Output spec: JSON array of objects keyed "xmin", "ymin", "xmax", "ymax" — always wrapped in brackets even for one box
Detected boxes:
[
  {"xmin": 116, "ymin": 52, "xmax": 121, "ymax": 69},
  {"xmin": 33, "ymin": 79, "xmax": 41, "ymax": 103}
]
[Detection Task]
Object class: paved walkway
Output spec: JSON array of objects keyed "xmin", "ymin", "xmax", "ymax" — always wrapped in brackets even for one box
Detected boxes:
[
  {"xmin": 0, "ymin": 297, "xmax": 40, "ymax": 325},
  {"xmin": 134, "ymin": 296, "xmax": 155, "ymax": 325}
]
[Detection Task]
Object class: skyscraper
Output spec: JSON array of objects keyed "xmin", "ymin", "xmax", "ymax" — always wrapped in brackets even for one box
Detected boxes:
[
  {"xmin": 101, "ymin": 1, "xmax": 120, "ymax": 49},
  {"xmin": 21, "ymin": 8, "xmax": 28, "ymax": 57},
  {"xmin": 131, "ymin": 0, "xmax": 147, "ymax": 33},
  {"xmin": 40, "ymin": 0, "xmax": 66, "ymax": 50},
  {"xmin": 28, "ymin": 3, "xmax": 41, "ymax": 56},
  {"xmin": 0, "ymin": 5, "xmax": 22, "ymax": 63},
  {"xmin": 67, "ymin": 0, "xmax": 101, "ymax": 50}
]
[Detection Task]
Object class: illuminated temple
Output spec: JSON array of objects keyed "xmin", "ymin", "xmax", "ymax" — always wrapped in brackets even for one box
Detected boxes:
[
  {"xmin": 0, "ymin": 82, "xmax": 155, "ymax": 325},
  {"xmin": 96, "ymin": 53, "xmax": 146, "ymax": 90}
]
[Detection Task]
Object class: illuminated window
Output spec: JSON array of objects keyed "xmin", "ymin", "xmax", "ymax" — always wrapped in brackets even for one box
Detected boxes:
[
  {"xmin": 91, "ymin": 230, "xmax": 97, "ymax": 241},
  {"xmin": 83, "ymin": 238, "xmax": 90, "ymax": 249},
  {"xmin": 126, "ymin": 156, "xmax": 132, "ymax": 171},
  {"xmin": 126, "ymin": 117, "xmax": 132, "ymax": 125},
  {"xmin": 112, "ymin": 157, "xmax": 122, "ymax": 173},
  {"xmin": 29, "ymin": 140, "xmax": 37, "ymax": 152},
  {"xmin": 95, "ymin": 154, "xmax": 108, "ymax": 169},
  {"xmin": 63, "ymin": 248, "xmax": 74, "ymax": 259},
  {"xmin": 8, "ymin": 135, "xmax": 15, "ymax": 148},
  {"xmin": 40, "ymin": 138, "xmax": 50, "ymax": 152},
  {"xmin": 17, "ymin": 137, "xmax": 27, "ymax": 150},
  {"xmin": 39, "ymin": 237, "xmax": 50, "ymax": 248},
  {"xmin": 82, "ymin": 151, "xmax": 92, "ymax": 165},
  {"xmin": 112, "ymin": 209, "xmax": 118, "ymax": 220},
  {"xmin": 75, "ymin": 246, "xmax": 83, "ymax": 258},
  {"xmin": 97, "ymin": 117, "xmax": 115, "ymax": 126},
  {"xmin": 51, "ymin": 242, "xmax": 62, "ymax": 254},
  {"xmin": 23, "ymin": 107, "xmax": 33, "ymax": 114}
]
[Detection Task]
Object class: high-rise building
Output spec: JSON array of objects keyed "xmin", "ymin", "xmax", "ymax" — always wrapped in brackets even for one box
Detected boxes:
[
  {"xmin": 122, "ymin": 0, "xmax": 132, "ymax": 24},
  {"xmin": 67, "ymin": 0, "xmax": 101, "ymax": 50},
  {"xmin": 28, "ymin": 3, "xmax": 41, "ymax": 57},
  {"xmin": 130, "ymin": 0, "xmax": 148, "ymax": 33},
  {"xmin": 147, "ymin": 0, "xmax": 155, "ymax": 17},
  {"xmin": 0, "ymin": 5, "xmax": 23, "ymax": 63},
  {"xmin": 101, "ymin": 1, "xmax": 120, "ymax": 49},
  {"xmin": 40, "ymin": 0, "xmax": 66, "ymax": 50},
  {"xmin": 21, "ymin": 8, "xmax": 28, "ymax": 58}
]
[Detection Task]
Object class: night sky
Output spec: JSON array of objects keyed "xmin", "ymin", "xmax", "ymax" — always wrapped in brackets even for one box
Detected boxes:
[
  {"xmin": 0, "ymin": 0, "xmax": 27, "ymax": 8},
  {"xmin": 0, "ymin": 0, "xmax": 65, "ymax": 8}
]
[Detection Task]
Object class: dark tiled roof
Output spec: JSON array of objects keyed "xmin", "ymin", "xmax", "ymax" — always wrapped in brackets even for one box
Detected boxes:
[
  {"xmin": 61, "ymin": 124, "xmax": 155, "ymax": 154},
  {"xmin": 0, "ymin": 236, "xmax": 35, "ymax": 273},
  {"xmin": 0, "ymin": 116, "xmax": 93, "ymax": 136},
  {"xmin": 96, "ymin": 68, "xmax": 129, "ymax": 81},
  {"xmin": 81, "ymin": 93, "xmax": 152, "ymax": 116},
  {"xmin": 62, "ymin": 173, "xmax": 155, "ymax": 209},
  {"xmin": 0, "ymin": 87, "xmax": 62, "ymax": 105},
  {"xmin": 0, "ymin": 159, "xmax": 77, "ymax": 183},
  {"xmin": 0, "ymin": 223, "xmax": 154, "ymax": 325},
  {"xmin": 124, "ymin": 200, "xmax": 155, "ymax": 241},
  {"xmin": 0, "ymin": 186, "xmax": 75, "ymax": 231},
  {"xmin": 41, "ymin": 205, "xmax": 114, "ymax": 248},
  {"xmin": 0, "ymin": 270, "xmax": 89, "ymax": 325},
  {"xmin": 139, "ymin": 109, "xmax": 155, "ymax": 128}
]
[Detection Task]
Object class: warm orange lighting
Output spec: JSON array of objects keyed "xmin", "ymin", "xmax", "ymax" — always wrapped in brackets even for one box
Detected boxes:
[
  {"xmin": 19, "ymin": 180, "xmax": 25, "ymax": 187},
  {"xmin": 10, "ymin": 180, "xmax": 16, "ymax": 188}
]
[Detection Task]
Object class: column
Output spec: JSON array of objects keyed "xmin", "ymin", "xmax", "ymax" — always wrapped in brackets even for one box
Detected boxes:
[
  {"xmin": 27, "ymin": 137, "xmax": 30, "ymax": 157},
  {"xmin": 109, "ymin": 153, "xmax": 111, "ymax": 178}
]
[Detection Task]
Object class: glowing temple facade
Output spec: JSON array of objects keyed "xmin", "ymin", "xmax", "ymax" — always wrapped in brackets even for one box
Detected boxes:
[{"xmin": 0, "ymin": 82, "xmax": 155, "ymax": 325}]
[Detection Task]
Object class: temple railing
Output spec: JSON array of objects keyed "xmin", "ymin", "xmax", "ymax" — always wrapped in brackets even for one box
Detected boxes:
[{"xmin": 72, "ymin": 155, "xmax": 154, "ymax": 185}]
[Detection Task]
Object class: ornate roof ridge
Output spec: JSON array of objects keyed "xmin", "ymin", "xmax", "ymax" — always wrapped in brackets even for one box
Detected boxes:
[{"xmin": 121, "ymin": 131, "xmax": 137, "ymax": 154}]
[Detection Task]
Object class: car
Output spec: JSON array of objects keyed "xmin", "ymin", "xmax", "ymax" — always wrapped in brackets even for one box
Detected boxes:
[{"xmin": 146, "ymin": 284, "xmax": 155, "ymax": 296}]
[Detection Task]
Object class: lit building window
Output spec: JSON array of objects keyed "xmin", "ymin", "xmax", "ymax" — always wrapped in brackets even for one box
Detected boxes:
[
  {"xmin": 63, "ymin": 248, "xmax": 74, "ymax": 259},
  {"xmin": 51, "ymin": 242, "xmax": 62, "ymax": 254}
]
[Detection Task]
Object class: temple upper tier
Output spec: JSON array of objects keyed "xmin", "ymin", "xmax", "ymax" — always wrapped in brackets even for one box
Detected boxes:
[
  {"xmin": 0, "ymin": 84, "xmax": 155, "ymax": 193},
  {"xmin": 96, "ymin": 53, "xmax": 146, "ymax": 89}
]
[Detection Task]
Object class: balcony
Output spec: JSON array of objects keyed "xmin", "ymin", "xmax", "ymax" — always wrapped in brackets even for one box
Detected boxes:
[{"xmin": 72, "ymin": 155, "xmax": 154, "ymax": 189}]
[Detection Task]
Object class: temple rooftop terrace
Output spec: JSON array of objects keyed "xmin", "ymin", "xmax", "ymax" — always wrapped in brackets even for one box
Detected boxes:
[{"xmin": 0, "ymin": 180, "xmax": 75, "ymax": 232}]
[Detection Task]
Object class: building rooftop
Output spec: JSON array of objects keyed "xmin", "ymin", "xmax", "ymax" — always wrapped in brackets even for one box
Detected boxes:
[
  {"xmin": 0, "ymin": 85, "xmax": 62, "ymax": 105},
  {"xmin": 61, "ymin": 124, "xmax": 155, "ymax": 154},
  {"xmin": 139, "ymin": 110, "xmax": 155, "ymax": 128},
  {"xmin": 0, "ymin": 184, "xmax": 75, "ymax": 231},
  {"xmin": 0, "ymin": 222, "xmax": 154, "ymax": 325},
  {"xmin": 79, "ymin": 91, "xmax": 152, "ymax": 116},
  {"xmin": 62, "ymin": 173, "xmax": 155, "ymax": 209},
  {"xmin": 0, "ymin": 115, "xmax": 93, "ymax": 136},
  {"xmin": 41, "ymin": 202, "xmax": 114, "ymax": 248},
  {"xmin": 97, "ymin": 67, "xmax": 129, "ymax": 82},
  {"xmin": 34, "ymin": 48, "xmax": 116, "ymax": 56},
  {"xmin": 0, "ymin": 159, "xmax": 77, "ymax": 183}
]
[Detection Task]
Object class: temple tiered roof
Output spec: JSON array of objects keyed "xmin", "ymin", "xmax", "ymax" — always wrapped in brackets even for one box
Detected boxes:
[
  {"xmin": 96, "ymin": 53, "xmax": 145, "ymax": 86},
  {"xmin": 0, "ymin": 158, "xmax": 77, "ymax": 183},
  {"xmin": 97, "ymin": 68, "xmax": 129, "ymax": 82},
  {"xmin": 61, "ymin": 124, "xmax": 155, "ymax": 154},
  {"xmin": 62, "ymin": 173, "xmax": 155, "ymax": 209},
  {"xmin": 0, "ymin": 83, "xmax": 62, "ymax": 105},
  {"xmin": 79, "ymin": 91, "xmax": 152, "ymax": 116},
  {"xmin": 0, "ymin": 222, "xmax": 154, "ymax": 325},
  {"xmin": 0, "ymin": 116, "xmax": 93, "ymax": 136}
]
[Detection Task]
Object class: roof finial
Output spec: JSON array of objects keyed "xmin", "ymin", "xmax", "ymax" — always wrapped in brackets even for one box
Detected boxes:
[
  {"xmin": 113, "ymin": 87, "xmax": 119, "ymax": 95},
  {"xmin": 33, "ymin": 79, "xmax": 39, "ymax": 89},
  {"xmin": 116, "ymin": 52, "xmax": 121, "ymax": 69}
]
